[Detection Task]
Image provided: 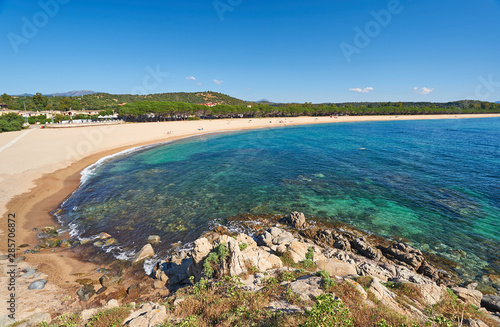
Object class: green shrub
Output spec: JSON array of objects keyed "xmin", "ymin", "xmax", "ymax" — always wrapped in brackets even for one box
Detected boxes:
[
  {"xmin": 239, "ymin": 242, "xmax": 248, "ymax": 251},
  {"xmin": 300, "ymin": 293, "xmax": 354, "ymax": 327}
]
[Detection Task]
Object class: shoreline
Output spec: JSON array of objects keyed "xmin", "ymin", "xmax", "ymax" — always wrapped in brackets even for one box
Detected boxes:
[{"xmin": 1, "ymin": 113, "xmax": 500, "ymax": 318}]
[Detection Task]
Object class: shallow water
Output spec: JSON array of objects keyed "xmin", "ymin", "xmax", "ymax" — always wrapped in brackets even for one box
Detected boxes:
[{"xmin": 58, "ymin": 117, "xmax": 500, "ymax": 282}]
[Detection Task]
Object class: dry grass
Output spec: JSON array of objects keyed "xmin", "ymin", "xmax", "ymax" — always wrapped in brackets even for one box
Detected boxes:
[{"xmin": 85, "ymin": 307, "xmax": 131, "ymax": 327}]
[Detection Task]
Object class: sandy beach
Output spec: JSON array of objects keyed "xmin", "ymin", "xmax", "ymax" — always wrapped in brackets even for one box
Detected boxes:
[{"xmin": 1, "ymin": 113, "xmax": 500, "ymax": 319}]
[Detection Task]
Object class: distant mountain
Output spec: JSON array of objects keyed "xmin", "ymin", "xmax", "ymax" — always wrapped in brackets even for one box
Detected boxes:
[
  {"xmin": 14, "ymin": 90, "xmax": 98, "ymax": 97},
  {"xmin": 50, "ymin": 90, "xmax": 97, "ymax": 97},
  {"xmin": 254, "ymin": 99, "xmax": 273, "ymax": 104},
  {"xmin": 496, "ymin": 101, "xmax": 500, "ymax": 104}
]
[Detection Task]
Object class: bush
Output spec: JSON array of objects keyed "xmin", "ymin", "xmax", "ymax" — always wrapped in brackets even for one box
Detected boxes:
[{"xmin": 300, "ymin": 293, "xmax": 353, "ymax": 327}]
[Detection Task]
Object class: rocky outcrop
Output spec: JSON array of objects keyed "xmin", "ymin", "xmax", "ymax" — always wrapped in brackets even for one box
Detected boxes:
[
  {"xmin": 316, "ymin": 259, "xmax": 357, "ymax": 277},
  {"xmin": 351, "ymin": 237, "xmax": 383, "ymax": 261},
  {"xmin": 282, "ymin": 211, "xmax": 308, "ymax": 229},
  {"xmin": 289, "ymin": 276, "xmax": 324, "ymax": 301},
  {"xmin": 384, "ymin": 242, "xmax": 425, "ymax": 270},
  {"xmin": 451, "ymin": 287, "xmax": 483, "ymax": 307},
  {"xmin": 369, "ymin": 278, "xmax": 398, "ymax": 310},
  {"xmin": 123, "ymin": 302, "xmax": 168, "ymax": 327},
  {"xmin": 356, "ymin": 262, "xmax": 394, "ymax": 282}
]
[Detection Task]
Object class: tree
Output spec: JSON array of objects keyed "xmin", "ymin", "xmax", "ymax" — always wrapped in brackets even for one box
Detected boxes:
[
  {"xmin": 1, "ymin": 93, "xmax": 13, "ymax": 108},
  {"xmin": 58, "ymin": 97, "xmax": 73, "ymax": 111},
  {"xmin": 33, "ymin": 93, "xmax": 48, "ymax": 110}
]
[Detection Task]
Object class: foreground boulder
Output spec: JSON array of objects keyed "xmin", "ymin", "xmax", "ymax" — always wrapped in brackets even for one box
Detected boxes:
[
  {"xmin": 481, "ymin": 294, "xmax": 500, "ymax": 313},
  {"xmin": 132, "ymin": 244, "xmax": 155, "ymax": 265},
  {"xmin": 451, "ymin": 287, "xmax": 483, "ymax": 307},
  {"xmin": 289, "ymin": 276, "xmax": 323, "ymax": 301},
  {"xmin": 123, "ymin": 302, "xmax": 168, "ymax": 327}
]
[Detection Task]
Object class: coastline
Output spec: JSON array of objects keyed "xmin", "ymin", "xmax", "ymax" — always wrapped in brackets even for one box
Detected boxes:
[{"xmin": 1, "ymin": 113, "xmax": 500, "ymax": 319}]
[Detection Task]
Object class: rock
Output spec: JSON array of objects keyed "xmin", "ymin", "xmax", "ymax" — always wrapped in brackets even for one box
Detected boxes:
[
  {"xmin": 369, "ymin": 279, "xmax": 398, "ymax": 310},
  {"xmin": 289, "ymin": 276, "xmax": 324, "ymax": 301},
  {"xmin": 147, "ymin": 235, "xmax": 161, "ymax": 244},
  {"xmin": 132, "ymin": 244, "xmax": 155, "ymax": 265},
  {"xmin": 105, "ymin": 299, "xmax": 120, "ymax": 309},
  {"xmin": 93, "ymin": 241, "xmax": 104, "ymax": 248},
  {"xmin": 155, "ymin": 269, "xmax": 169, "ymax": 282},
  {"xmin": 97, "ymin": 232, "xmax": 111, "ymax": 239},
  {"xmin": 76, "ymin": 278, "xmax": 94, "ymax": 285},
  {"xmin": 415, "ymin": 283, "xmax": 446, "ymax": 306},
  {"xmin": 257, "ymin": 231, "xmax": 273, "ymax": 247},
  {"xmin": 14, "ymin": 256, "xmax": 26, "ymax": 263},
  {"xmin": 467, "ymin": 282, "xmax": 478, "ymax": 290},
  {"xmin": 28, "ymin": 279, "xmax": 48, "ymax": 290},
  {"xmin": 394, "ymin": 266, "xmax": 433, "ymax": 284},
  {"xmin": 316, "ymin": 259, "xmax": 357, "ymax": 277},
  {"xmin": 123, "ymin": 303, "xmax": 168, "ymax": 327},
  {"xmin": 20, "ymin": 268, "xmax": 37, "ymax": 278},
  {"xmin": 451, "ymin": 287, "xmax": 483, "ymax": 307},
  {"xmin": 42, "ymin": 238, "xmax": 62, "ymax": 248},
  {"xmin": 99, "ymin": 274, "xmax": 121, "ymax": 288},
  {"xmin": 104, "ymin": 238, "xmax": 117, "ymax": 246},
  {"xmin": 345, "ymin": 278, "xmax": 368, "ymax": 299},
  {"xmin": 356, "ymin": 262, "xmax": 394, "ymax": 282},
  {"xmin": 481, "ymin": 294, "xmax": 500, "ymax": 313},
  {"xmin": 417, "ymin": 262, "xmax": 440, "ymax": 281},
  {"xmin": 81, "ymin": 308, "xmax": 99, "ymax": 323},
  {"xmin": 269, "ymin": 227, "xmax": 284, "ymax": 238},
  {"xmin": 213, "ymin": 226, "xmax": 229, "ymax": 235},
  {"xmin": 352, "ymin": 237, "xmax": 382, "ymax": 261},
  {"xmin": 285, "ymin": 211, "xmax": 307, "ymax": 229},
  {"xmin": 0, "ymin": 316, "xmax": 15, "ymax": 327},
  {"xmin": 272, "ymin": 235, "xmax": 295, "ymax": 246},
  {"xmin": 23, "ymin": 313, "xmax": 52, "ymax": 326},
  {"xmin": 462, "ymin": 319, "xmax": 489, "ymax": 327},
  {"xmin": 153, "ymin": 280, "xmax": 165, "ymax": 289},
  {"xmin": 268, "ymin": 300, "xmax": 303, "ymax": 313},
  {"xmin": 60, "ymin": 239, "xmax": 72, "ymax": 248},
  {"xmin": 288, "ymin": 241, "xmax": 311, "ymax": 263},
  {"xmin": 333, "ymin": 238, "xmax": 351, "ymax": 252},
  {"xmin": 77, "ymin": 284, "xmax": 96, "ymax": 301},
  {"xmin": 160, "ymin": 257, "xmax": 193, "ymax": 285},
  {"xmin": 384, "ymin": 242, "xmax": 424, "ymax": 270}
]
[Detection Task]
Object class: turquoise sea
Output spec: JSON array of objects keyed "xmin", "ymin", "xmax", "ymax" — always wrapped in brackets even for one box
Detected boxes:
[{"xmin": 58, "ymin": 118, "xmax": 500, "ymax": 283}]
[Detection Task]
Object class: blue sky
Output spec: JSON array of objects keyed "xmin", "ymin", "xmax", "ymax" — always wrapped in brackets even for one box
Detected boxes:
[{"xmin": 1, "ymin": 0, "xmax": 499, "ymax": 103}]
